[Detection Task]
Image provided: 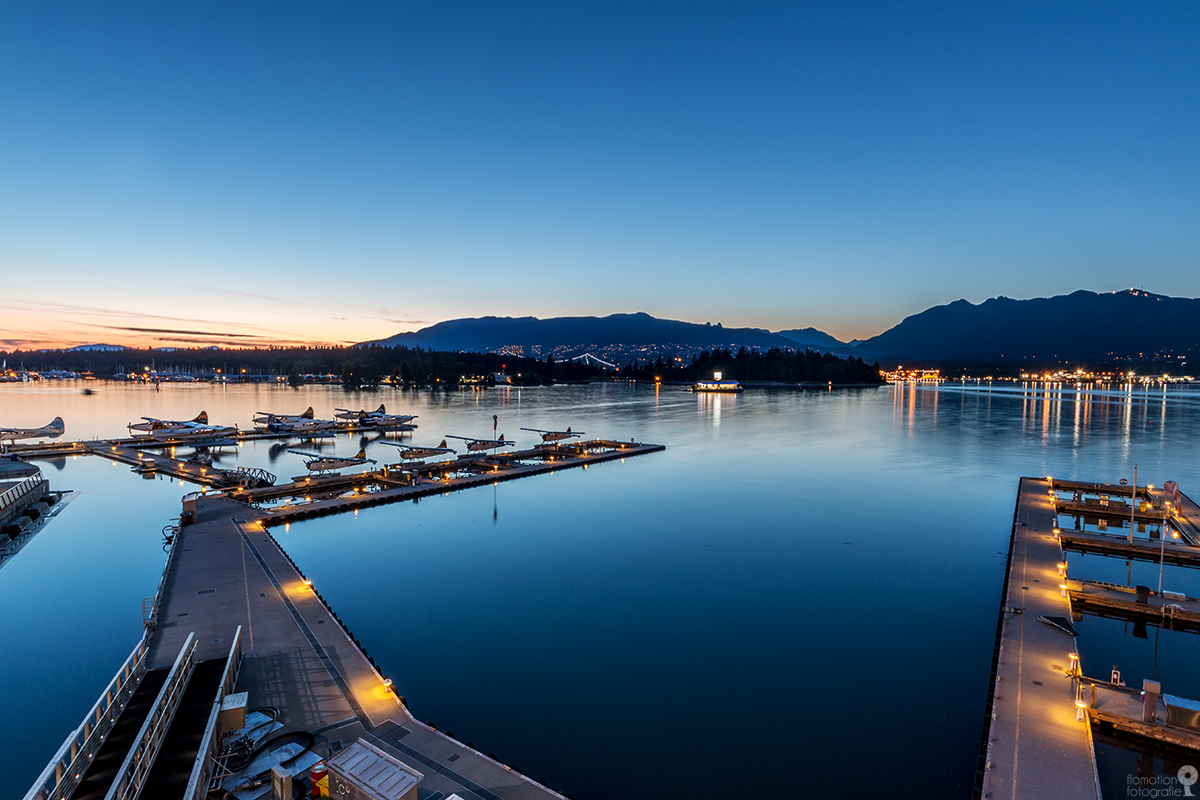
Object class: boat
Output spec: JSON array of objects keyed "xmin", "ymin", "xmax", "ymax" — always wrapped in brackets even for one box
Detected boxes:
[{"xmin": 692, "ymin": 371, "xmax": 743, "ymax": 393}]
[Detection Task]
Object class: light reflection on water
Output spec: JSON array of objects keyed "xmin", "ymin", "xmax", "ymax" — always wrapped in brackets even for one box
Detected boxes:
[{"xmin": 1, "ymin": 381, "xmax": 1199, "ymax": 798}]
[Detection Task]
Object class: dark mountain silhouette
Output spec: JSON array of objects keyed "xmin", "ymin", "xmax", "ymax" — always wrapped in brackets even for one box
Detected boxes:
[
  {"xmin": 854, "ymin": 289, "xmax": 1200, "ymax": 363},
  {"xmin": 775, "ymin": 327, "xmax": 846, "ymax": 349},
  {"xmin": 364, "ymin": 312, "xmax": 806, "ymax": 354}
]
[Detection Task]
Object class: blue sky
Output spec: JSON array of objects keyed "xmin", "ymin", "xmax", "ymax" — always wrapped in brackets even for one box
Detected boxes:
[{"xmin": 1, "ymin": 1, "xmax": 1197, "ymax": 348}]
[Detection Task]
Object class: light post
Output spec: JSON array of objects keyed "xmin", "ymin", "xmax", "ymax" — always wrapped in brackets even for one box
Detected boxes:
[{"xmin": 1129, "ymin": 464, "xmax": 1137, "ymax": 545}]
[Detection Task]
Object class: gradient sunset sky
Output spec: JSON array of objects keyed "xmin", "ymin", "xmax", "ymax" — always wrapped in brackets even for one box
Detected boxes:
[{"xmin": 2, "ymin": 2, "xmax": 1197, "ymax": 350}]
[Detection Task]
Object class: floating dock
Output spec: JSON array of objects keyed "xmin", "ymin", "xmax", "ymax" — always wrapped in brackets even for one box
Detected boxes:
[
  {"xmin": 975, "ymin": 477, "xmax": 1101, "ymax": 800},
  {"xmin": 25, "ymin": 434, "xmax": 666, "ymax": 800},
  {"xmin": 224, "ymin": 439, "xmax": 664, "ymax": 525},
  {"xmin": 976, "ymin": 477, "xmax": 1200, "ymax": 799}
]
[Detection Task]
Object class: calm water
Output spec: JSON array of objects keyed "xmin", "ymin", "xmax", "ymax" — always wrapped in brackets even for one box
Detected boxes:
[{"xmin": 2, "ymin": 380, "xmax": 1198, "ymax": 798}]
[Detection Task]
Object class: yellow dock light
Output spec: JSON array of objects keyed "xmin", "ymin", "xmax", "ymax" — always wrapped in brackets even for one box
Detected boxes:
[
  {"xmin": 1075, "ymin": 698, "xmax": 1088, "ymax": 720},
  {"xmin": 382, "ymin": 678, "xmax": 393, "ymax": 690},
  {"xmin": 1058, "ymin": 562, "xmax": 1067, "ymax": 577},
  {"xmin": 1060, "ymin": 583, "xmax": 1069, "ymax": 598}
]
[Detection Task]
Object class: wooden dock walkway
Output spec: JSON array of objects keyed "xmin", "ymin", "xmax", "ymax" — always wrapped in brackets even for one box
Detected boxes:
[{"xmin": 977, "ymin": 477, "xmax": 1100, "ymax": 800}]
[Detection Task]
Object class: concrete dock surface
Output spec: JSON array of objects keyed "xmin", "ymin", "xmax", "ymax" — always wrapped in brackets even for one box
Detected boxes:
[
  {"xmin": 148, "ymin": 494, "xmax": 571, "ymax": 799},
  {"xmin": 980, "ymin": 477, "xmax": 1100, "ymax": 800}
]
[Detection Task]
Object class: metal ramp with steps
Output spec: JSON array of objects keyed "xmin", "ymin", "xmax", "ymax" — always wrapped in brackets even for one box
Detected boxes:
[{"xmin": 24, "ymin": 628, "xmax": 243, "ymax": 800}]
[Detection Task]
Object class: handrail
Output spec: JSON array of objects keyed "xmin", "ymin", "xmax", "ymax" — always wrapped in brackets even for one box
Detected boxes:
[
  {"xmin": 143, "ymin": 517, "xmax": 185, "ymax": 630},
  {"xmin": 0, "ymin": 475, "xmax": 47, "ymax": 519},
  {"xmin": 183, "ymin": 626, "xmax": 243, "ymax": 800},
  {"xmin": 22, "ymin": 635, "xmax": 151, "ymax": 800},
  {"xmin": 104, "ymin": 633, "xmax": 197, "ymax": 800}
]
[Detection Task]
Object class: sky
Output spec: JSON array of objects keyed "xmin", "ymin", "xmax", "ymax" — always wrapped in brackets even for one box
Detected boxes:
[{"xmin": 1, "ymin": 1, "xmax": 1198, "ymax": 349}]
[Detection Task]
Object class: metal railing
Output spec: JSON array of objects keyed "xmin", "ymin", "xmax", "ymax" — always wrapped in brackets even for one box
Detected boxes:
[
  {"xmin": 0, "ymin": 475, "xmax": 47, "ymax": 523},
  {"xmin": 22, "ymin": 635, "xmax": 151, "ymax": 800},
  {"xmin": 142, "ymin": 518, "xmax": 184, "ymax": 631},
  {"xmin": 183, "ymin": 626, "xmax": 244, "ymax": 800},
  {"xmin": 103, "ymin": 633, "xmax": 197, "ymax": 800}
]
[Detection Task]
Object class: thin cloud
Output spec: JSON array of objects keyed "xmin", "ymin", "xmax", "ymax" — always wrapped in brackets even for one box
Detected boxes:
[
  {"xmin": 0, "ymin": 299, "xmax": 283, "ymax": 335},
  {"xmin": 94, "ymin": 325, "xmax": 271, "ymax": 340}
]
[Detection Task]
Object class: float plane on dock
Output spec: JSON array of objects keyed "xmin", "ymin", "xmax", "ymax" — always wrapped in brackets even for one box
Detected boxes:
[
  {"xmin": 128, "ymin": 413, "xmax": 237, "ymax": 441},
  {"xmin": 445, "ymin": 433, "xmax": 516, "ymax": 453},
  {"xmin": 267, "ymin": 417, "xmax": 337, "ymax": 436},
  {"xmin": 336, "ymin": 405, "xmax": 418, "ymax": 428},
  {"xmin": 380, "ymin": 440, "xmax": 457, "ymax": 461},
  {"xmin": 288, "ymin": 447, "xmax": 377, "ymax": 475},
  {"xmin": 128, "ymin": 412, "xmax": 208, "ymax": 434},
  {"xmin": 0, "ymin": 417, "xmax": 65, "ymax": 446},
  {"xmin": 252, "ymin": 407, "xmax": 315, "ymax": 427},
  {"xmin": 521, "ymin": 426, "xmax": 584, "ymax": 443}
]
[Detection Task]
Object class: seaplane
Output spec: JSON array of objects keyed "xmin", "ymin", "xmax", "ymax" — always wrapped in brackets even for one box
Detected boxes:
[
  {"xmin": 128, "ymin": 411, "xmax": 209, "ymax": 434},
  {"xmin": 0, "ymin": 417, "xmax": 65, "ymax": 447},
  {"xmin": 151, "ymin": 421, "xmax": 237, "ymax": 441},
  {"xmin": 269, "ymin": 417, "xmax": 337, "ymax": 435},
  {"xmin": 288, "ymin": 447, "xmax": 377, "ymax": 475},
  {"xmin": 520, "ymin": 426, "xmax": 584, "ymax": 443},
  {"xmin": 128, "ymin": 413, "xmax": 237, "ymax": 441},
  {"xmin": 445, "ymin": 433, "xmax": 516, "ymax": 453},
  {"xmin": 335, "ymin": 405, "xmax": 418, "ymax": 428},
  {"xmin": 252, "ymin": 407, "xmax": 315, "ymax": 427},
  {"xmin": 379, "ymin": 440, "xmax": 457, "ymax": 461}
]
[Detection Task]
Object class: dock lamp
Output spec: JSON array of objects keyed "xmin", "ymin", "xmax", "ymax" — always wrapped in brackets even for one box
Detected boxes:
[
  {"xmin": 1058, "ymin": 562, "xmax": 1068, "ymax": 578},
  {"xmin": 1075, "ymin": 699, "xmax": 1088, "ymax": 722},
  {"xmin": 1068, "ymin": 652, "xmax": 1080, "ymax": 677},
  {"xmin": 1060, "ymin": 582, "xmax": 1069, "ymax": 598}
]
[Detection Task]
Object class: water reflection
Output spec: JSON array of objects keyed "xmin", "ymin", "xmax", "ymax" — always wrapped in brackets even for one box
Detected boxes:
[
  {"xmin": 2, "ymin": 381, "xmax": 1200, "ymax": 798},
  {"xmin": 694, "ymin": 389, "xmax": 736, "ymax": 425}
]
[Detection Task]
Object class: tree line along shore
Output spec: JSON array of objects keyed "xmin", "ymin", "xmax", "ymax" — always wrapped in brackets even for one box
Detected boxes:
[{"xmin": 1, "ymin": 344, "xmax": 885, "ymax": 388}]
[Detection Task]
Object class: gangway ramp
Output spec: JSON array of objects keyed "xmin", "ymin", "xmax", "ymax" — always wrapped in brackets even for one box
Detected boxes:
[
  {"xmin": 138, "ymin": 657, "xmax": 227, "ymax": 798},
  {"xmin": 68, "ymin": 669, "xmax": 168, "ymax": 800}
]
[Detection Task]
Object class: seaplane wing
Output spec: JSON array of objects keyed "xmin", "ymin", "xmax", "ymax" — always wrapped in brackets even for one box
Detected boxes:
[
  {"xmin": 445, "ymin": 434, "xmax": 516, "ymax": 451},
  {"xmin": 150, "ymin": 424, "xmax": 237, "ymax": 441},
  {"xmin": 130, "ymin": 411, "xmax": 208, "ymax": 433},
  {"xmin": 290, "ymin": 447, "xmax": 377, "ymax": 472},
  {"xmin": 0, "ymin": 416, "xmax": 65, "ymax": 442},
  {"xmin": 520, "ymin": 426, "xmax": 583, "ymax": 442},
  {"xmin": 254, "ymin": 406, "xmax": 315, "ymax": 425},
  {"xmin": 380, "ymin": 440, "xmax": 456, "ymax": 458}
]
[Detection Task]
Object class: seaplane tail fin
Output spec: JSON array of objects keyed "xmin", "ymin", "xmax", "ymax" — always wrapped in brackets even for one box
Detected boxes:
[
  {"xmin": 438, "ymin": 440, "xmax": 448, "ymax": 449},
  {"xmin": 499, "ymin": 434, "xmax": 505, "ymax": 441},
  {"xmin": 194, "ymin": 412, "xmax": 208, "ymax": 424},
  {"xmin": 46, "ymin": 417, "xmax": 65, "ymax": 437},
  {"xmin": 566, "ymin": 426, "xmax": 571, "ymax": 433},
  {"xmin": 376, "ymin": 404, "xmax": 386, "ymax": 414},
  {"xmin": 302, "ymin": 407, "xmax": 314, "ymax": 419},
  {"xmin": 355, "ymin": 448, "xmax": 367, "ymax": 459}
]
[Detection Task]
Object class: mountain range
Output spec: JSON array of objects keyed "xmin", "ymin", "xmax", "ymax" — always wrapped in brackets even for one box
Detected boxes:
[
  {"xmin": 853, "ymin": 289, "xmax": 1198, "ymax": 363},
  {"xmin": 364, "ymin": 312, "xmax": 810, "ymax": 364},
  {"xmin": 364, "ymin": 290, "xmax": 1200, "ymax": 367}
]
